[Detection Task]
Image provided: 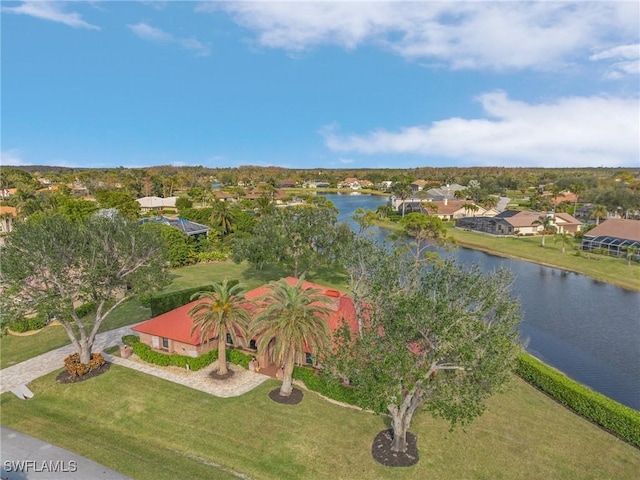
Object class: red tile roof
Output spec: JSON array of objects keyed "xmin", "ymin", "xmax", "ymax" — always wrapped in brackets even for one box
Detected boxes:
[
  {"xmin": 131, "ymin": 299, "xmax": 216, "ymax": 345},
  {"xmin": 132, "ymin": 277, "xmax": 359, "ymax": 348}
]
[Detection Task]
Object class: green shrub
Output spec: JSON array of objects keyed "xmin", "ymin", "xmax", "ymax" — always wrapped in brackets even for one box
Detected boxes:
[
  {"xmin": 8, "ymin": 313, "xmax": 48, "ymax": 333},
  {"xmin": 227, "ymin": 349, "xmax": 252, "ymax": 368},
  {"xmin": 121, "ymin": 334, "xmax": 140, "ymax": 346},
  {"xmin": 293, "ymin": 366, "xmax": 360, "ymax": 406},
  {"xmin": 149, "ymin": 284, "xmax": 215, "ymax": 317},
  {"xmin": 515, "ymin": 353, "xmax": 640, "ymax": 448},
  {"xmin": 132, "ymin": 342, "xmax": 217, "ymax": 371},
  {"xmin": 75, "ymin": 301, "xmax": 97, "ymax": 318},
  {"xmin": 197, "ymin": 251, "xmax": 229, "ymax": 263}
]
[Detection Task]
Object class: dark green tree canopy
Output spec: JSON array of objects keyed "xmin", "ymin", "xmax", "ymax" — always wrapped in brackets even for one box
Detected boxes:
[
  {"xmin": 232, "ymin": 205, "xmax": 339, "ymax": 278},
  {"xmin": 1, "ymin": 212, "xmax": 168, "ymax": 364},
  {"xmin": 329, "ymin": 239, "xmax": 522, "ymax": 454}
]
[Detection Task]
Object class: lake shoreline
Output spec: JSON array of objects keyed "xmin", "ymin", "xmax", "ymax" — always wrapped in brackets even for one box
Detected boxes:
[{"xmin": 371, "ymin": 219, "xmax": 640, "ymax": 293}]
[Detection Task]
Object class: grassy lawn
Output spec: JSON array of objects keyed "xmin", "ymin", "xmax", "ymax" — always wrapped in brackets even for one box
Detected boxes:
[
  {"xmin": 1, "ymin": 367, "xmax": 638, "ymax": 479},
  {"xmin": 374, "ymin": 219, "xmax": 640, "ymax": 292},
  {"xmin": 1, "ymin": 298, "xmax": 150, "ymax": 369},
  {"xmin": 167, "ymin": 260, "xmax": 349, "ymax": 292},
  {"xmin": 0, "ymin": 263, "xmax": 348, "ymax": 369},
  {"xmin": 447, "ymin": 228, "xmax": 640, "ymax": 292}
]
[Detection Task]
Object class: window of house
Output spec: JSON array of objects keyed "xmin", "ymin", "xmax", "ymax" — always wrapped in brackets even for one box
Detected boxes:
[
  {"xmin": 306, "ymin": 353, "xmax": 314, "ymax": 365},
  {"xmin": 162, "ymin": 337, "xmax": 169, "ymax": 349},
  {"xmin": 249, "ymin": 339, "xmax": 257, "ymax": 350},
  {"xmin": 226, "ymin": 333, "xmax": 233, "ymax": 345}
]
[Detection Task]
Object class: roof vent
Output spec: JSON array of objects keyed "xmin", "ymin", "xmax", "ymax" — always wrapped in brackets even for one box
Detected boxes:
[{"xmin": 325, "ymin": 289, "xmax": 341, "ymax": 298}]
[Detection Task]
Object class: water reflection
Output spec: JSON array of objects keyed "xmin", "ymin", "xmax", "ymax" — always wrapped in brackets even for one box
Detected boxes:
[{"xmin": 322, "ymin": 193, "xmax": 640, "ymax": 410}]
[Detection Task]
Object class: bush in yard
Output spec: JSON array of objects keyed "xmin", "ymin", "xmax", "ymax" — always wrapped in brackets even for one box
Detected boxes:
[
  {"xmin": 8, "ymin": 313, "xmax": 48, "ymax": 333},
  {"xmin": 515, "ymin": 353, "xmax": 640, "ymax": 447},
  {"xmin": 64, "ymin": 353, "xmax": 105, "ymax": 377},
  {"xmin": 132, "ymin": 342, "xmax": 217, "ymax": 371},
  {"xmin": 149, "ymin": 284, "xmax": 215, "ymax": 317},
  {"xmin": 149, "ymin": 281, "xmax": 239, "ymax": 317},
  {"xmin": 227, "ymin": 349, "xmax": 252, "ymax": 369},
  {"xmin": 121, "ymin": 335, "xmax": 140, "ymax": 346},
  {"xmin": 293, "ymin": 366, "xmax": 360, "ymax": 406}
]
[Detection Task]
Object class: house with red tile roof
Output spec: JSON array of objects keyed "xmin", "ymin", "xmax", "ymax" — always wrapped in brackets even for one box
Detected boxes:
[{"xmin": 132, "ymin": 277, "xmax": 359, "ymax": 368}]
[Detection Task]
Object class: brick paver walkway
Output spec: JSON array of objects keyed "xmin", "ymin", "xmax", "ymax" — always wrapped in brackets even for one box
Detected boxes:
[{"xmin": 1, "ymin": 325, "xmax": 270, "ymax": 397}]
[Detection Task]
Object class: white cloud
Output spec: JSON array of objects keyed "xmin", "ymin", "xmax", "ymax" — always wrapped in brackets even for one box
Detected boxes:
[
  {"xmin": 2, "ymin": 1, "xmax": 99, "ymax": 30},
  {"xmin": 322, "ymin": 92, "xmax": 640, "ymax": 168},
  {"xmin": 198, "ymin": 1, "xmax": 638, "ymax": 71},
  {"xmin": 590, "ymin": 44, "xmax": 640, "ymax": 79},
  {"xmin": 0, "ymin": 150, "xmax": 27, "ymax": 166},
  {"xmin": 128, "ymin": 22, "xmax": 211, "ymax": 57},
  {"xmin": 339, "ymin": 158, "xmax": 354, "ymax": 164}
]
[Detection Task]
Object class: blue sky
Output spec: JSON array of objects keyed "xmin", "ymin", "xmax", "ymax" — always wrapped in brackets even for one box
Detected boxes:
[{"xmin": 2, "ymin": 1, "xmax": 639, "ymax": 169}]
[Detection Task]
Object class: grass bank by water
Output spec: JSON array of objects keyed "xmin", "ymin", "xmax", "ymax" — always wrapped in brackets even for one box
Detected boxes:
[{"xmin": 374, "ymin": 219, "xmax": 640, "ymax": 292}]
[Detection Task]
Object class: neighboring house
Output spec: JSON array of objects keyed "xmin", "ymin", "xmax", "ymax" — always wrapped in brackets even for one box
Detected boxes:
[
  {"xmin": 1, "ymin": 188, "xmax": 17, "ymax": 199},
  {"xmin": 425, "ymin": 183, "xmax": 466, "ymax": 201},
  {"xmin": 0, "ymin": 206, "xmax": 17, "ymax": 234},
  {"xmin": 136, "ymin": 196, "xmax": 178, "ymax": 212},
  {"xmin": 212, "ymin": 191, "xmax": 235, "ymax": 202},
  {"xmin": 36, "ymin": 185, "xmax": 59, "ymax": 194},
  {"xmin": 137, "ymin": 216, "xmax": 210, "ymax": 237},
  {"xmin": 456, "ymin": 210, "xmax": 582, "ymax": 236},
  {"xmin": 423, "ymin": 199, "xmax": 489, "ymax": 221},
  {"xmin": 132, "ymin": 277, "xmax": 358, "ymax": 368},
  {"xmin": 279, "ymin": 179, "xmax": 298, "ymax": 188},
  {"xmin": 409, "ymin": 180, "xmax": 428, "ymax": 192},
  {"xmin": 303, "ymin": 181, "xmax": 330, "ymax": 188},
  {"xmin": 581, "ymin": 218, "xmax": 640, "ymax": 258}
]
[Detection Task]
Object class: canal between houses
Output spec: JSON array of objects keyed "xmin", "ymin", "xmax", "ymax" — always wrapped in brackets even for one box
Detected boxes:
[{"xmin": 322, "ymin": 193, "xmax": 640, "ymax": 410}]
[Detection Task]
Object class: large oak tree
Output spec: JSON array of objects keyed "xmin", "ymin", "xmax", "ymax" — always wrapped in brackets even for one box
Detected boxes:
[
  {"xmin": 1, "ymin": 212, "xmax": 168, "ymax": 365},
  {"xmin": 330, "ymin": 239, "xmax": 522, "ymax": 459}
]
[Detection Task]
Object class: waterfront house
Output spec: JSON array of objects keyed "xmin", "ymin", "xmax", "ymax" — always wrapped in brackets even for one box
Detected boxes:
[
  {"xmin": 581, "ymin": 218, "xmax": 640, "ymax": 258},
  {"xmin": 132, "ymin": 278, "xmax": 358, "ymax": 368}
]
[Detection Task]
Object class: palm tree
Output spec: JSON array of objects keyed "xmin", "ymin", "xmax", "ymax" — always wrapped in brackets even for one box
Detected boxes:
[
  {"xmin": 252, "ymin": 277, "xmax": 331, "ymax": 397},
  {"xmin": 392, "ymin": 183, "xmax": 413, "ymax": 217},
  {"xmin": 624, "ymin": 245, "xmax": 639, "ymax": 266},
  {"xmin": 188, "ymin": 280, "xmax": 252, "ymax": 376},
  {"xmin": 209, "ymin": 200, "xmax": 236, "ymax": 237},
  {"xmin": 570, "ymin": 183, "xmax": 584, "ymax": 215},
  {"xmin": 554, "ymin": 232, "xmax": 573, "ymax": 254},
  {"xmin": 590, "ymin": 205, "xmax": 608, "ymax": 225},
  {"xmin": 533, "ymin": 215, "xmax": 556, "ymax": 247}
]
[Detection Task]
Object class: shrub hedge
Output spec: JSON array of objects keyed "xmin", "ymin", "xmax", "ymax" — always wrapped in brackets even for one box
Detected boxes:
[
  {"xmin": 227, "ymin": 349, "xmax": 252, "ymax": 369},
  {"xmin": 8, "ymin": 313, "xmax": 48, "ymax": 333},
  {"xmin": 149, "ymin": 280, "xmax": 240, "ymax": 317},
  {"xmin": 121, "ymin": 335, "xmax": 140, "ymax": 346},
  {"xmin": 132, "ymin": 342, "xmax": 218, "ymax": 371},
  {"xmin": 515, "ymin": 353, "xmax": 640, "ymax": 448},
  {"xmin": 149, "ymin": 284, "xmax": 215, "ymax": 317},
  {"xmin": 293, "ymin": 366, "xmax": 360, "ymax": 406}
]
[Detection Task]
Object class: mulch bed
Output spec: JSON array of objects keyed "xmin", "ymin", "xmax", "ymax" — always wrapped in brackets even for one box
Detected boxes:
[
  {"xmin": 56, "ymin": 362, "xmax": 111, "ymax": 384},
  {"xmin": 268, "ymin": 387, "xmax": 304, "ymax": 405},
  {"xmin": 209, "ymin": 369, "xmax": 235, "ymax": 381},
  {"xmin": 371, "ymin": 429, "xmax": 419, "ymax": 467}
]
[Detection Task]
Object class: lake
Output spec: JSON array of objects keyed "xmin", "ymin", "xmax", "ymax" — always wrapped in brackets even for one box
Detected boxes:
[{"xmin": 321, "ymin": 193, "xmax": 640, "ymax": 410}]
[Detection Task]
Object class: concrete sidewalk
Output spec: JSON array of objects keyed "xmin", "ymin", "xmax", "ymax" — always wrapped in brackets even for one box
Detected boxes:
[
  {"xmin": 0, "ymin": 426, "xmax": 131, "ymax": 480},
  {"xmin": 0, "ymin": 325, "xmax": 138, "ymax": 395}
]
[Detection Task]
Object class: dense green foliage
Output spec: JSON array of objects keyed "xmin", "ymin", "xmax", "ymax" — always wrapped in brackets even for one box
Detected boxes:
[
  {"xmin": 7, "ymin": 313, "xmax": 49, "ymax": 333},
  {"xmin": 227, "ymin": 348, "xmax": 253, "ymax": 368},
  {"xmin": 121, "ymin": 334, "xmax": 141, "ymax": 347},
  {"xmin": 515, "ymin": 353, "xmax": 640, "ymax": 448},
  {"xmin": 293, "ymin": 366, "xmax": 360, "ymax": 405},
  {"xmin": 132, "ymin": 342, "xmax": 218, "ymax": 370},
  {"xmin": 149, "ymin": 284, "xmax": 216, "ymax": 317},
  {"xmin": 1, "ymin": 212, "xmax": 168, "ymax": 364}
]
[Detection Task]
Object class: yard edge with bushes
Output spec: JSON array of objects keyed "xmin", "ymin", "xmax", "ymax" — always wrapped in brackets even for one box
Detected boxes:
[
  {"xmin": 515, "ymin": 352, "xmax": 640, "ymax": 448},
  {"xmin": 292, "ymin": 354, "xmax": 640, "ymax": 449}
]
